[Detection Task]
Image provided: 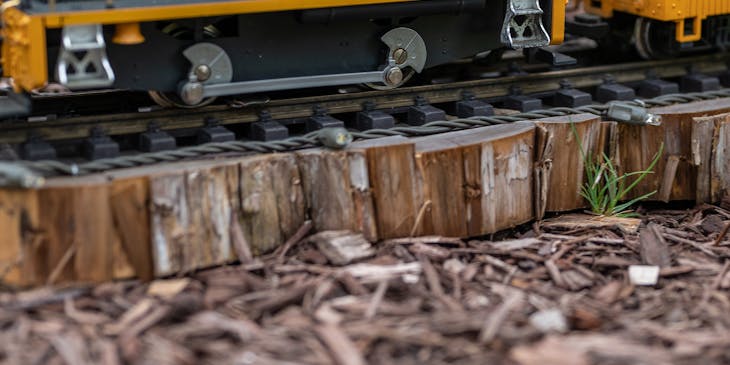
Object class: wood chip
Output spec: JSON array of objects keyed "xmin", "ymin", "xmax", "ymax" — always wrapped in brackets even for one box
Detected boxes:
[
  {"xmin": 147, "ymin": 278, "xmax": 190, "ymax": 300},
  {"xmin": 491, "ymin": 238, "xmax": 542, "ymax": 251},
  {"xmin": 315, "ymin": 323, "xmax": 367, "ymax": 365},
  {"xmin": 542, "ymin": 214, "xmax": 641, "ymax": 233},
  {"xmin": 4, "ymin": 190, "xmax": 730, "ymax": 364},
  {"xmin": 479, "ymin": 290, "xmax": 523, "ymax": 344},
  {"xmin": 310, "ymin": 231, "xmax": 374, "ymax": 265},
  {"xmin": 342, "ymin": 262, "xmax": 422, "ymax": 284},
  {"xmin": 639, "ymin": 223, "xmax": 672, "ymax": 268}
]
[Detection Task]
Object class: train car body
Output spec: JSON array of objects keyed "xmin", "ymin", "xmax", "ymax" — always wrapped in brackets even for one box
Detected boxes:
[
  {"xmin": 583, "ymin": 0, "xmax": 730, "ymax": 58},
  {"xmin": 0, "ymin": 0, "xmax": 565, "ymax": 112}
]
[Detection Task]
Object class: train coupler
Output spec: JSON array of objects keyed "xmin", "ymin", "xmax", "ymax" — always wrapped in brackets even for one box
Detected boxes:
[
  {"xmin": 501, "ymin": 0, "xmax": 550, "ymax": 49},
  {"xmin": 56, "ymin": 24, "xmax": 115, "ymax": 89}
]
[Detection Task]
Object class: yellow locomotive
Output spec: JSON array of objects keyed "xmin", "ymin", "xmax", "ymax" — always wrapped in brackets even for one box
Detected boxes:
[
  {"xmin": 581, "ymin": 0, "xmax": 730, "ymax": 58},
  {"xmin": 0, "ymin": 0, "xmax": 566, "ymax": 115}
]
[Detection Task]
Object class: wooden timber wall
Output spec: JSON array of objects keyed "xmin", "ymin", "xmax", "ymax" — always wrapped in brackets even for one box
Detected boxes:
[{"xmin": 2, "ymin": 98, "xmax": 730, "ymax": 287}]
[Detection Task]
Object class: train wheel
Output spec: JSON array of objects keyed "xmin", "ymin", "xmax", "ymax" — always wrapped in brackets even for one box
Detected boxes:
[
  {"xmin": 148, "ymin": 90, "xmax": 217, "ymax": 108},
  {"xmin": 634, "ymin": 17, "xmax": 680, "ymax": 59}
]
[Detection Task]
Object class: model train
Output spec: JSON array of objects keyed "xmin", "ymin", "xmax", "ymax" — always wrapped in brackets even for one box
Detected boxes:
[
  {"xmin": 0, "ymin": 0, "xmax": 565, "ymax": 115},
  {"xmin": 574, "ymin": 0, "xmax": 730, "ymax": 59}
]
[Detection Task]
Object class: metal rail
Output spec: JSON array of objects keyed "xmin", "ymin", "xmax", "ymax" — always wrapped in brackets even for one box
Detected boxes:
[
  {"xmin": 0, "ymin": 52, "xmax": 727, "ymax": 145},
  {"xmin": 2, "ymin": 89, "xmax": 730, "ymax": 188}
]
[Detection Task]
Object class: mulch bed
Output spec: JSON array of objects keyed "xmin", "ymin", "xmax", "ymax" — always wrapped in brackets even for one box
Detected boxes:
[{"xmin": 3, "ymin": 204, "xmax": 730, "ymax": 365}]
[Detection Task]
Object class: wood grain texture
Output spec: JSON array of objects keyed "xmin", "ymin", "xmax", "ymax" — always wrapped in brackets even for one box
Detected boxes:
[
  {"xmin": 534, "ymin": 114, "xmax": 601, "ymax": 213},
  {"xmin": 6, "ymin": 98, "xmax": 730, "ymax": 288},
  {"xmin": 441, "ymin": 122, "xmax": 535, "ymax": 235},
  {"xmin": 240, "ymin": 156, "xmax": 280, "ymax": 254},
  {"xmin": 36, "ymin": 180, "xmax": 115, "ymax": 283},
  {"xmin": 184, "ymin": 165, "xmax": 235, "ymax": 270},
  {"xmin": 110, "ymin": 177, "xmax": 152, "ymax": 281},
  {"xmin": 149, "ymin": 173, "xmax": 187, "ymax": 276},
  {"xmin": 297, "ymin": 148, "xmax": 377, "ymax": 241},
  {"xmin": 270, "ymin": 155, "xmax": 306, "ymax": 241},
  {"xmin": 691, "ymin": 116, "xmax": 715, "ymax": 203},
  {"xmin": 360, "ymin": 136, "xmax": 422, "ymax": 239},
  {"xmin": 0, "ymin": 189, "xmax": 39, "ymax": 286},
  {"xmin": 711, "ymin": 114, "xmax": 730, "ymax": 203},
  {"xmin": 413, "ymin": 136, "xmax": 466, "ymax": 237},
  {"xmin": 616, "ymin": 99, "xmax": 730, "ymax": 201},
  {"xmin": 347, "ymin": 151, "xmax": 378, "ymax": 242},
  {"xmin": 144, "ymin": 155, "xmax": 304, "ymax": 275},
  {"xmin": 72, "ymin": 184, "xmax": 115, "ymax": 283}
]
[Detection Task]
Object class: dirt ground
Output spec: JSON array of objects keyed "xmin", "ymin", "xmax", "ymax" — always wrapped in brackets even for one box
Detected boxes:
[{"xmin": 2, "ymin": 203, "xmax": 730, "ymax": 365}]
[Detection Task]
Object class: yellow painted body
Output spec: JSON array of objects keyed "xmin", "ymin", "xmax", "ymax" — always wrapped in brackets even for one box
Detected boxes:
[
  {"xmin": 2, "ymin": 7, "xmax": 47, "ymax": 92},
  {"xmin": 586, "ymin": 0, "xmax": 730, "ymax": 42},
  {"xmin": 550, "ymin": 0, "xmax": 567, "ymax": 44},
  {"xmin": 1, "ymin": 0, "xmax": 566, "ymax": 92},
  {"xmin": 40, "ymin": 0, "xmax": 414, "ymax": 28}
]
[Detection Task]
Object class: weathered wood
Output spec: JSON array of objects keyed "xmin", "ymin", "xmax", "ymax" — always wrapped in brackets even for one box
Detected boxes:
[
  {"xmin": 270, "ymin": 155, "xmax": 306, "ymax": 241},
  {"xmin": 534, "ymin": 114, "xmax": 602, "ymax": 213},
  {"xmin": 238, "ymin": 154, "xmax": 306, "ymax": 255},
  {"xmin": 691, "ymin": 112, "xmax": 730, "ymax": 204},
  {"xmin": 184, "ymin": 165, "xmax": 235, "ymax": 270},
  {"xmin": 309, "ymin": 231, "xmax": 374, "ymax": 265},
  {"xmin": 110, "ymin": 177, "xmax": 153, "ymax": 281},
  {"xmin": 445, "ymin": 122, "xmax": 535, "ymax": 235},
  {"xmin": 107, "ymin": 154, "xmax": 304, "ymax": 277},
  {"xmin": 36, "ymin": 178, "xmax": 116, "ymax": 284},
  {"xmin": 412, "ymin": 136, "xmax": 467, "ymax": 237},
  {"xmin": 541, "ymin": 214, "xmax": 641, "ymax": 233},
  {"xmin": 362, "ymin": 136, "xmax": 422, "ymax": 239},
  {"xmin": 111, "ymin": 234, "xmax": 136, "ymax": 280},
  {"xmin": 238, "ymin": 156, "xmax": 281, "ymax": 255},
  {"xmin": 616, "ymin": 99, "xmax": 730, "ymax": 201},
  {"xmin": 711, "ymin": 114, "xmax": 730, "ymax": 202},
  {"xmin": 72, "ymin": 184, "xmax": 115, "ymax": 283},
  {"xmin": 6, "ymin": 98, "xmax": 730, "ymax": 288},
  {"xmin": 346, "ymin": 151, "xmax": 378, "ymax": 242},
  {"xmin": 691, "ymin": 116, "xmax": 716, "ymax": 203},
  {"xmin": 639, "ymin": 223, "xmax": 672, "ymax": 268},
  {"xmin": 533, "ymin": 123, "xmax": 552, "ymax": 220},
  {"xmin": 0, "ymin": 189, "xmax": 39, "ymax": 286},
  {"xmin": 149, "ymin": 173, "xmax": 187, "ymax": 276},
  {"xmin": 297, "ymin": 148, "xmax": 377, "ymax": 241},
  {"xmin": 657, "ymin": 155, "xmax": 680, "ymax": 202}
]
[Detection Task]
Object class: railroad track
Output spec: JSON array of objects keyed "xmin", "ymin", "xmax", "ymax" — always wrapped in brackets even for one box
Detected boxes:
[
  {"xmin": 1, "ymin": 53, "xmax": 727, "ymax": 146},
  {"xmin": 4, "ymin": 58, "xmax": 730, "ymax": 290}
]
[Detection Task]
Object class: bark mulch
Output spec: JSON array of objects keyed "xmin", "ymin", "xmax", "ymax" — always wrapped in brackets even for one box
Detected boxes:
[{"xmin": 3, "ymin": 204, "xmax": 730, "ymax": 365}]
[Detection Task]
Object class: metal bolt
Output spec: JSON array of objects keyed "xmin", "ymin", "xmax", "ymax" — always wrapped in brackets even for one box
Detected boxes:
[
  {"xmin": 180, "ymin": 82, "xmax": 204, "ymax": 106},
  {"xmin": 194, "ymin": 64, "xmax": 212, "ymax": 82},
  {"xmin": 385, "ymin": 67, "xmax": 404, "ymax": 86},
  {"xmin": 393, "ymin": 48, "xmax": 408, "ymax": 64}
]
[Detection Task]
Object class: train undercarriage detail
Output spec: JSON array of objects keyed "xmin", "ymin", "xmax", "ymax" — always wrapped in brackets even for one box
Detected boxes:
[
  {"xmin": 570, "ymin": 0, "xmax": 730, "ymax": 60},
  {"xmin": 175, "ymin": 27, "xmax": 428, "ymax": 106},
  {"xmin": 0, "ymin": 0, "xmax": 563, "ymax": 114}
]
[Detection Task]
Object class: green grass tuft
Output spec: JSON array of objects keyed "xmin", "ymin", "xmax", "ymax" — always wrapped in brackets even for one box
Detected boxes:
[{"xmin": 571, "ymin": 123, "xmax": 664, "ymax": 218}]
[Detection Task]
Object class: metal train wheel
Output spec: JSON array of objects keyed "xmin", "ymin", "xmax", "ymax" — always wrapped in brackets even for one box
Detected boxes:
[
  {"xmin": 148, "ymin": 91, "xmax": 217, "ymax": 108},
  {"xmin": 634, "ymin": 17, "xmax": 680, "ymax": 59},
  {"xmin": 149, "ymin": 23, "xmax": 221, "ymax": 108}
]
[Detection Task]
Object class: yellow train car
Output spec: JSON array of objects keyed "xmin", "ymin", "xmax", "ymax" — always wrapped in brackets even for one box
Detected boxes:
[
  {"xmin": 0, "ymin": 0, "xmax": 566, "ymax": 115},
  {"xmin": 584, "ymin": 0, "xmax": 730, "ymax": 58}
]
